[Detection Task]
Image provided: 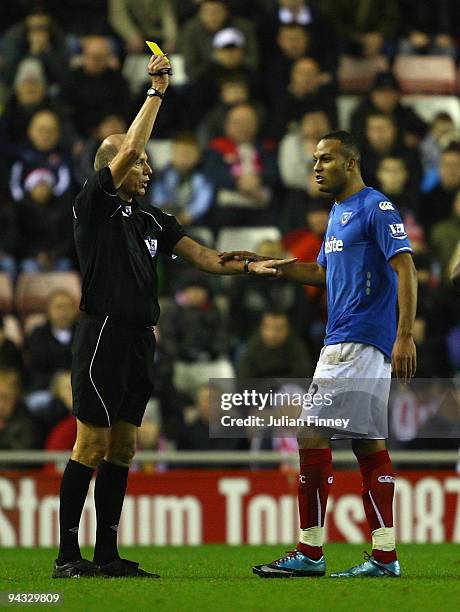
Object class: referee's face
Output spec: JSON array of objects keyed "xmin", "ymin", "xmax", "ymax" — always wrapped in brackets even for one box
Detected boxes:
[
  {"xmin": 313, "ymin": 139, "xmax": 348, "ymax": 196},
  {"xmin": 121, "ymin": 151, "xmax": 152, "ymax": 198}
]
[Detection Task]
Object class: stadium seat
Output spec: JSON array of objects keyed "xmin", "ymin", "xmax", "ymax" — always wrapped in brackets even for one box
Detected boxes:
[
  {"xmin": 338, "ymin": 54, "xmax": 389, "ymax": 94},
  {"xmin": 15, "ymin": 272, "xmax": 81, "ymax": 319},
  {"xmin": 401, "ymin": 95, "xmax": 460, "ymax": 128},
  {"xmin": 145, "ymin": 139, "xmax": 172, "ymax": 172},
  {"xmin": 216, "ymin": 227, "xmax": 282, "ymax": 255},
  {"xmin": 394, "ymin": 55, "xmax": 457, "ymax": 94},
  {"xmin": 0, "ymin": 273, "xmax": 13, "ymax": 313}
]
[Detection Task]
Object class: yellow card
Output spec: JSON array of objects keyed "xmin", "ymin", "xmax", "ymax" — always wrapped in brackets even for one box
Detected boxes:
[{"xmin": 146, "ymin": 41, "xmax": 166, "ymax": 57}]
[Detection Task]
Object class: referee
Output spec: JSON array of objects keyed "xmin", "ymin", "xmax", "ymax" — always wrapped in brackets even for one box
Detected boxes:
[{"xmin": 53, "ymin": 53, "xmax": 294, "ymax": 578}]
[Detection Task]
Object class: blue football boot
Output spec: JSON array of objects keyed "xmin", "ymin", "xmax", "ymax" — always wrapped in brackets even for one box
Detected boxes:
[
  {"xmin": 253, "ymin": 550, "xmax": 326, "ymax": 578},
  {"xmin": 331, "ymin": 552, "xmax": 401, "ymax": 578}
]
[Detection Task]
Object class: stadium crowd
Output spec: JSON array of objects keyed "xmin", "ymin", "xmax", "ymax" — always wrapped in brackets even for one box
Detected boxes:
[{"xmin": 0, "ymin": 0, "xmax": 459, "ymax": 467}]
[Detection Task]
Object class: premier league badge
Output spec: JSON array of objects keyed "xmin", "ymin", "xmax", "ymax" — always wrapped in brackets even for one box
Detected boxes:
[
  {"xmin": 340, "ymin": 211, "xmax": 353, "ymax": 225},
  {"xmin": 144, "ymin": 236, "xmax": 157, "ymax": 258}
]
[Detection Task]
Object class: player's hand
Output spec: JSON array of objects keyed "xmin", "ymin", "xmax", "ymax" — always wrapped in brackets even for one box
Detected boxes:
[
  {"xmin": 248, "ymin": 258, "xmax": 297, "ymax": 277},
  {"xmin": 391, "ymin": 334, "xmax": 417, "ymax": 382},
  {"xmin": 219, "ymin": 250, "xmax": 265, "ymax": 263},
  {"xmin": 148, "ymin": 55, "xmax": 170, "ymax": 91}
]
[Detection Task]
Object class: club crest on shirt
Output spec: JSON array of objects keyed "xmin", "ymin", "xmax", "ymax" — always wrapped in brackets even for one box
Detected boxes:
[
  {"xmin": 144, "ymin": 236, "xmax": 157, "ymax": 257},
  {"xmin": 340, "ymin": 211, "xmax": 353, "ymax": 225}
]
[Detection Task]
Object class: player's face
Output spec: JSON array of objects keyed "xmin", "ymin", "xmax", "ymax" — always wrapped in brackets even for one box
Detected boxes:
[
  {"xmin": 122, "ymin": 152, "xmax": 152, "ymax": 197},
  {"xmin": 313, "ymin": 139, "xmax": 349, "ymax": 195}
]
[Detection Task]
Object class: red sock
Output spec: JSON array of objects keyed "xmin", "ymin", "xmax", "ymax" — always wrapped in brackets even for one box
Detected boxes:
[
  {"xmin": 357, "ymin": 449, "xmax": 397, "ymax": 564},
  {"xmin": 297, "ymin": 448, "xmax": 333, "ymax": 560}
]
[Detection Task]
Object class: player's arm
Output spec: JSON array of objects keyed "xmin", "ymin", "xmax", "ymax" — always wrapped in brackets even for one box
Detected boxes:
[
  {"xmin": 174, "ymin": 237, "xmax": 296, "ymax": 276},
  {"xmin": 219, "ymin": 250, "xmax": 326, "ymax": 286},
  {"xmin": 389, "ymin": 252, "xmax": 417, "ymax": 380},
  {"xmin": 109, "ymin": 55, "xmax": 169, "ymax": 188}
]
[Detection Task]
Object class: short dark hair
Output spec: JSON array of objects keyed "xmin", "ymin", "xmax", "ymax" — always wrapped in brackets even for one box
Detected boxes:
[
  {"xmin": 442, "ymin": 141, "xmax": 460, "ymax": 156},
  {"xmin": 319, "ymin": 130, "xmax": 361, "ymax": 163}
]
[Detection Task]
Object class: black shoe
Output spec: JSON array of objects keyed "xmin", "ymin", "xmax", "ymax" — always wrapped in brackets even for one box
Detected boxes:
[
  {"xmin": 97, "ymin": 558, "xmax": 160, "ymax": 578},
  {"xmin": 52, "ymin": 558, "xmax": 100, "ymax": 578}
]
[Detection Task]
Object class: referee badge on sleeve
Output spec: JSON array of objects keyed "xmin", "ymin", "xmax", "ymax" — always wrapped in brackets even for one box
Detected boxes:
[{"xmin": 144, "ymin": 236, "xmax": 157, "ymax": 257}]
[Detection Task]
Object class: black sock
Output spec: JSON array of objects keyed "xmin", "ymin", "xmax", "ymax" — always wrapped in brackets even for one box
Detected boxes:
[
  {"xmin": 57, "ymin": 459, "xmax": 94, "ymax": 565},
  {"xmin": 93, "ymin": 460, "xmax": 129, "ymax": 565}
]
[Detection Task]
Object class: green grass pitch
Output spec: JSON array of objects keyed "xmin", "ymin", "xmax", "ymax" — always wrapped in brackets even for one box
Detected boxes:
[{"xmin": 1, "ymin": 545, "xmax": 459, "ymax": 612}]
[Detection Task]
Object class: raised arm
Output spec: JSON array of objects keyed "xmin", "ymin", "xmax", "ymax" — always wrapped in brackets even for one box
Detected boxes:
[
  {"xmin": 109, "ymin": 54, "xmax": 170, "ymax": 188},
  {"xmin": 389, "ymin": 252, "xmax": 417, "ymax": 380}
]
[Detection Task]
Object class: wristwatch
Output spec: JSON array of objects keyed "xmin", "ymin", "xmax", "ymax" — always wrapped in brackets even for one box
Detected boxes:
[
  {"xmin": 244, "ymin": 258, "xmax": 254, "ymax": 274},
  {"xmin": 147, "ymin": 87, "xmax": 165, "ymax": 100}
]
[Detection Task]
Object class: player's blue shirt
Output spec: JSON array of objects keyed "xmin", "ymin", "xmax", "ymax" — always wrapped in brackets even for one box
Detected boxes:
[{"xmin": 317, "ymin": 187, "xmax": 412, "ymax": 359}]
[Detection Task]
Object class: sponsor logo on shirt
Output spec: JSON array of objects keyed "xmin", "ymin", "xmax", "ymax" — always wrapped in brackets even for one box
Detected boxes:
[
  {"xmin": 144, "ymin": 236, "xmax": 158, "ymax": 257},
  {"xmin": 379, "ymin": 201, "xmax": 394, "ymax": 211},
  {"xmin": 340, "ymin": 211, "xmax": 353, "ymax": 225},
  {"xmin": 388, "ymin": 223, "xmax": 407, "ymax": 239},
  {"xmin": 325, "ymin": 236, "xmax": 343, "ymax": 253}
]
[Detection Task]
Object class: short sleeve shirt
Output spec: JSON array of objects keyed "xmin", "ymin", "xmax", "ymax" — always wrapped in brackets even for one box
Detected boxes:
[
  {"xmin": 317, "ymin": 187, "xmax": 412, "ymax": 358},
  {"xmin": 73, "ymin": 167, "xmax": 185, "ymax": 326}
]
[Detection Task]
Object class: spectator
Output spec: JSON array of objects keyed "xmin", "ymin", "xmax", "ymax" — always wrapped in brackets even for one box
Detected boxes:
[
  {"xmin": 108, "ymin": 0, "xmax": 179, "ymax": 53},
  {"xmin": 278, "ymin": 109, "xmax": 331, "ymax": 191},
  {"xmin": 0, "ymin": 59, "xmax": 77, "ymax": 155},
  {"xmin": 399, "ymin": 0, "xmax": 458, "ymax": 58},
  {"xmin": 261, "ymin": 1, "xmax": 338, "ymax": 73},
  {"xmin": 13, "ymin": 167, "xmax": 74, "ymax": 273},
  {"xmin": 420, "ymin": 113, "xmax": 459, "ymax": 185},
  {"xmin": 61, "ymin": 36, "xmax": 131, "ymax": 138},
  {"xmin": 350, "ymin": 72, "xmax": 427, "ymax": 150},
  {"xmin": 280, "ymin": 167, "xmax": 326, "ymax": 233},
  {"xmin": 44, "ymin": 371, "xmax": 76, "ymax": 451},
  {"xmin": 0, "ymin": 369, "xmax": 43, "ymax": 457},
  {"xmin": 431, "ymin": 190, "xmax": 460, "ymax": 280},
  {"xmin": 151, "ymin": 133, "xmax": 213, "ymax": 226},
  {"xmin": 204, "ymin": 103, "xmax": 278, "ymax": 226},
  {"xmin": 1, "ymin": 6, "xmax": 70, "ymax": 86},
  {"xmin": 319, "ymin": 0, "xmax": 399, "ymax": 58},
  {"xmin": 0, "ymin": 315, "xmax": 23, "ymax": 371},
  {"xmin": 263, "ymin": 24, "xmax": 310, "ymax": 94},
  {"xmin": 361, "ymin": 112, "xmax": 421, "ymax": 191},
  {"xmin": 282, "ymin": 201, "xmax": 329, "ymax": 265},
  {"xmin": 177, "ymin": 384, "xmax": 244, "ymax": 455},
  {"xmin": 180, "ymin": 0, "xmax": 259, "ymax": 81},
  {"xmin": 190, "ymin": 26, "xmax": 261, "ymax": 126},
  {"xmin": 375, "ymin": 156, "xmax": 419, "ymax": 213},
  {"xmin": 24, "ymin": 290, "xmax": 78, "ymax": 392},
  {"xmin": 159, "ymin": 272, "xmax": 234, "ymax": 395},
  {"xmin": 420, "ymin": 142, "xmax": 460, "ymax": 232},
  {"xmin": 237, "ymin": 311, "xmax": 313, "ymax": 378},
  {"xmin": 74, "ymin": 114, "xmax": 127, "ymax": 187},
  {"xmin": 198, "ymin": 73, "xmax": 266, "ymax": 145},
  {"xmin": 272, "ymin": 57, "xmax": 337, "ymax": 138},
  {"xmin": 9, "ymin": 109, "xmax": 74, "ymax": 203},
  {"xmin": 228, "ymin": 239, "xmax": 310, "ymax": 342}
]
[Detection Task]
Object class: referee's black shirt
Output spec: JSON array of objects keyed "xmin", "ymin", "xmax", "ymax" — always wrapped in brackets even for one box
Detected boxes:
[{"xmin": 73, "ymin": 167, "xmax": 185, "ymax": 327}]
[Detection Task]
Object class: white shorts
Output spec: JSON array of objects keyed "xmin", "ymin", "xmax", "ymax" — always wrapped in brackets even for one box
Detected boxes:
[{"xmin": 300, "ymin": 342, "xmax": 391, "ymax": 439}]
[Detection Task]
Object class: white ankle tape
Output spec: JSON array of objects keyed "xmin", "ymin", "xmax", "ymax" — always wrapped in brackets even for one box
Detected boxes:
[
  {"xmin": 299, "ymin": 526, "xmax": 324, "ymax": 547},
  {"xmin": 372, "ymin": 527, "xmax": 395, "ymax": 551}
]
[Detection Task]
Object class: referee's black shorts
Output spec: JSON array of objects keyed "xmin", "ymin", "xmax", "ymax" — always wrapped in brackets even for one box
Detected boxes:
[{"xmin": 71, "ymin": 313, "xmax": 156, "ymax": 428}]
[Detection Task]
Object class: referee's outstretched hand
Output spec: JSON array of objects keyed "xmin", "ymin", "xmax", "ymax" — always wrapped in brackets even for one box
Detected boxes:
[
  {"xmin": 219, "ymin": 250, "xmax": 266, "ymax": 263},
  {"xmin": 249, "ymin": 258, "xmax": 297, "ymax": 277},
  {"xmin": 148, "ymin": 55, "xmax": 170, "ymax": 91}
]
